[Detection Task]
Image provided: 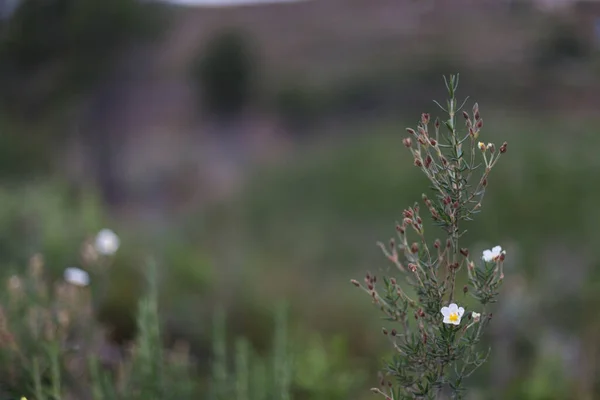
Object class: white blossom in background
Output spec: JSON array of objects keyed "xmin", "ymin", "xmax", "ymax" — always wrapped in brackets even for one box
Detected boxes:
[
  {"xmin": 471, "ymin": 312, "xmax": 481, "ymax": 323},
  {"xmin": 95, "ymin": 229, "xmax": 120, "ymax": 256},
  {"xmin": 441, "ymin": 303, "xmax": 465, "ymax": 326},
  {"xmin": 64, "ymin": 267, "xmax": 90, "ymax": 287},
  {"xmin": 482, "ymin": 245, "xmax": 505, "ymax": 263}
]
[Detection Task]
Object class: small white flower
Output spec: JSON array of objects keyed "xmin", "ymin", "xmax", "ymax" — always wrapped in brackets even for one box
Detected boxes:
[
  {"xmin": 441, "ymin": 303, "xmax": 465, "ymax": 325},
  {"xmin": 95, "ymin": 229, "xmax": 120, "ymax": 256},
  {"xmin": 482, "ymin": 245, "xmax": 505, "ymax": 262},
  {"xmin": 471, "ymin": 312, "xmax": 481, "ymax": 323},
  {"xmin": 478, "ymin": 142, "xmax": 486, "ymax": 151},
  {"xmin": 64, "ymin": 267, "xmax": 90, "ymax": 287}
]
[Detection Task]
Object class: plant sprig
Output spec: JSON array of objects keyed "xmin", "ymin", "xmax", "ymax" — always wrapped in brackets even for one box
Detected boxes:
[{"xmin": 352, "ymin": 74, "xmax": 509, "ymax": 400}]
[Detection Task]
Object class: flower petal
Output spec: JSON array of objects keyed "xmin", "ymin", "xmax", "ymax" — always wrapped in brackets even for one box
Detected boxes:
[
  {"xmin": 492, "ymin": 245, "xmax": 502, "ymax": 254},
  {"xmin": 448, "ymin": 303, "xmax": 458, "ymax": 312},
  {"xmin": 441, "ymin": 306, "xmax": 450, "ymax": 317},
  {"xmin": 443, "ymin": 315, "xmax": 451, "ymax": 324},
  {"xmin": 458, "ymin": 307, "xmax": 465, "ymax": 317}
]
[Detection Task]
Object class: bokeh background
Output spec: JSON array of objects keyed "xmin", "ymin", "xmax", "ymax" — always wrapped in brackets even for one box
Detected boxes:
[{"xmin": 1, "ymin": 0, "xmax": 600, "ymax": 398}]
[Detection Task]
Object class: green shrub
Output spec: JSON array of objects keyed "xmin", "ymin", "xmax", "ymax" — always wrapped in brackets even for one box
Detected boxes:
[{"xmin": 191, "ymin": 29, "xmax": 258, "ymax": 118}]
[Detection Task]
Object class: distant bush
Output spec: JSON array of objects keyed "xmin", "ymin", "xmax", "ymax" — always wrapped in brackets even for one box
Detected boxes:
[
  {"xmin": 535, "ymin": 17, "xmax": 589, "ymax": 68},
  {"xmin": 191, "ymin": 29, "xmax": 258, "ymax": 119},
  {"xmin": 0, "ymin": 0, "xmax": 162, "ymax": 108}
]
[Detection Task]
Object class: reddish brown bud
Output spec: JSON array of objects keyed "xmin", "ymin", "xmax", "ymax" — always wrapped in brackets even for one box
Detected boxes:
[
  {"xmin": 406, "ymin": 128, "xmax": 416, "ymax": 135},
  {"xmin": 440, "ymin": 156, "xmax": 448, "ymax": 166},
  {"xmin": 463, "ymin": 285, "xmax": 468, "ymax": 294},
  {"xmin": 469, "ymin": 127, "xmax": 475, "ymax": 137},
  {"xmin": 500, "ymin": 141, "xmax": 507, "ymax": 154},
  {"xmin": 368, "ymin": 283, "xmax": 374, "ymax": 291},
  {"xmin": 488, "ymin": 143, "xmax": 496, "ymax": 153},
  {"xmin": 414, "ymin": 158, "xmax": 423, "ymax": 167},
  {"xmin": 421, "ymin": 113, "xmax": 430, "ymax": 125},
  {"xmin": 408, "ymin": 263, "xmax": 417, "ymax": 272},
  {"xmin": 403, "ymin": 209, "xmax": 413, "ymax": 219},
  {"xmin": 482, "ymin": 178, "xmax": 487, "ymax": 187},
  {"xmin": 373, "ymin": 275, "xmax": 377, "ymax": 283},
  {"xmin": 453, "ymin": 201, "xmax": 459, "ymax": 209},
  {"xmin": 417, "ymin": 136, "xmax": 427, "ymax": 145},
  {"xmin": 382, "ymin": 327, "xmax": 388, "ymax": 335},
  {"xmin": 499, "ymin": 253, "xmax": 505, "ymax": 262},
  {"xmin": 429, "ymin": 138, "xmax": 437, "ymax": 146},
  {"xmin": 411, "ymin": 242, "xmax": 419, "ymax": 254},
  {"xmin": 460, "ymin": 248, "xmax": 469, "ymax": 257},
  {"xmin": 391, "ymin": 329, "xmax": 397, "ymax": 336},
  {"xmin": 462, "ymin": 111, "xmax": 469, "ymax": 119},
  {"xmin": 422, "ymin": 333, "xmax": 427, "ymax": 344},
  {"xmin": 476, "ymin": 119, "xmax": 483, "ymax": 129},
  {"xmin": 390, "ymin": 277, "xmax": 396, "ymax": 285},
  {"xmin": 446, "ymin": 238, "xmax": 452, "ymax": 248},
  {"xmin": 351, "ymin": 279, "xmax": 360, "ymax": 287},
  {"xmin": 474, "ymin": 110, "xmax": 480, "ymax": 121},
  {"xmin": 403, "ymin": 218, "xmax": 413, "ymax": 226},
  {"xmin": 434, "ymin": 239, "xmax": 441, "ymax": 249},
  {"xmin": 443, "ymin": 196, "xmax": 451, "ymax": 205},
  {"xmin": 418, "ymin": 126, "xmax": 427, "ymax": 137},
  {"xmin": 419, "ymin": 309, "xmax": 425, "ymax": 317},
  {"xmin": 402, "ymin": 137, "xmax": 412, "ymax": 148},
  {"xmin": 424, "ymin": 155, "xmax": 432, "ymax": 169}
]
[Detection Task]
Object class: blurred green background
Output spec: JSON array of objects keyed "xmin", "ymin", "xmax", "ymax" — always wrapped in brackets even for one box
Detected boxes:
[{"xmin": 1, "ymin": 0, "xmax": 600, "ymax": 398}]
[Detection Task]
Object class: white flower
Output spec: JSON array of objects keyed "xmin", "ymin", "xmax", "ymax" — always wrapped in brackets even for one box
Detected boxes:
[
  {"xmin": 64, "ymin": 267, "xmax": 90, "ymax": 287},
  {"xmin": 482, "ymin": 245, "xmax": 505, "ymax": 262},
  {"xmin": 441, "ymin": 303, "xmax": 465, "ymax": 325},
  {"xmin": 471, "ymin": 312, "xmax": 481, "ymax": 323},
  {"xmin": 95, "ymin": 229, "xmax": 120, "ymax": 256},
  {"xmin": 478, "ymin": 142, "xmax": 486, "ymax": 151}
]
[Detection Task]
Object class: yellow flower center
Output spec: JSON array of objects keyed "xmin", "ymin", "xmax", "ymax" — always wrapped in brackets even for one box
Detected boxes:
[{"xmin": 449, "ymin": 313, "xmax": 459, "ymax": 323}]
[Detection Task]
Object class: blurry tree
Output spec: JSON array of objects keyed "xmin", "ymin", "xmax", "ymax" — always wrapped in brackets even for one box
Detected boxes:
[
  {"xmin": 0, "ymin": 0, "xmax": 162, "ymax": 113},
  {"xmin": 191, "ymin": 29, "xmax": 258, "ymax": 120}
]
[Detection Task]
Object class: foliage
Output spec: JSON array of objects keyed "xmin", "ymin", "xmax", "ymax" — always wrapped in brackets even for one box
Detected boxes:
[
  {"xmin": 0, "ymin": 0, "xmax": 162, "ymax": 109},
  {"xmin": 352, "ymin": 75, "xmax": 509, "ymax": 399},
  {"xmin": 191, "ymin": 29, "xmax": 258, "ymax": 119}
]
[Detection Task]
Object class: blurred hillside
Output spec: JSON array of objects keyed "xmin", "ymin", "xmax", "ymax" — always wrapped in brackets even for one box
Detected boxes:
[{"xmin": 1, "ymin": 0, "xmax": 600, "ymax": 399}]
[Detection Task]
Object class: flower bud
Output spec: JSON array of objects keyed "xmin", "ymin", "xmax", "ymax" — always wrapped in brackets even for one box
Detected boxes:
[
  {"xmin": 429, "ymin": 138, "xmax": 437, "ymax": 146},
  {"xmin": 476, "ymin": 119, "xmax": 483, "ymax": 129},
  {"xmin": 403, "ymin": 218, "xmax": 413, "ymax": 225},
  {"xmin": 421, "ymin": 113, "xmax": 430, "ymax": 125},
  {"xmin": 460, "ymin": 248, "xmax": 469, "ymax": 257},
  {"xmin": 382, "ymin": 327, "xmax": 388, "ymax": 335},
  {"xmin": 406, "ymin": 128, "xmax": 416, "ymax": 135},
  {"xmin": 478, "ymin": 142, "xmax": 486, "ymax": 151},
  {"xmin": 403, "ymin": 209, "xmax": 413, "ymax": 219},
  {"xmin": 424, "ymin": 155, "xmax": 432, "ymax": 169},
  {"xmin": 351, "ymin": 279, "xmax": 360, "ymax": 287},
  {"xmin": 408, "ymin": 263, "xmax": 417, "ymax": 272},
  {"xmin": 500, "ymin": 141, "xmax": 507, "ymax": 154},
  {"xmin": 390, "ymin": 277, "xmax": 396, "ymax": 285},
  {"xmin": 463, "ymin": 285, "xmax": 468, "ymax": 294},
  {"xmin": 403, "ymin": 137, "xmax": 412, "ymax": 148},
  {"xmin": 414, "ymin": 158, "xmax": 423, "ymax": 167},
  {"xmin": 368, "ymin": 283, "xmax": 374, "ymax": 291},
  {"xmin": 434, "ymin": 239, "xmax": 441, "ymax": 249},
  {"xmin": 411, "ymin": 242, "xmax": 419, "ymax": 253},
  {"xmin": 462, "ymin": 111, "xmax": 469, "ymax": 119},
  {"xmin": 487, "ymin": 143, "xmax": 495, "ymax": 153},
  {"xmin": 391, "ymin": 329, "xmax": 397, "ymax": 336}
]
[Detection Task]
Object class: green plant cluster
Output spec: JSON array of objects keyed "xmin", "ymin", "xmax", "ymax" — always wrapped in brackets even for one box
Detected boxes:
[{"xmin": 353, "ymin": 76, "xmax": 509, "ymax": 399}]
